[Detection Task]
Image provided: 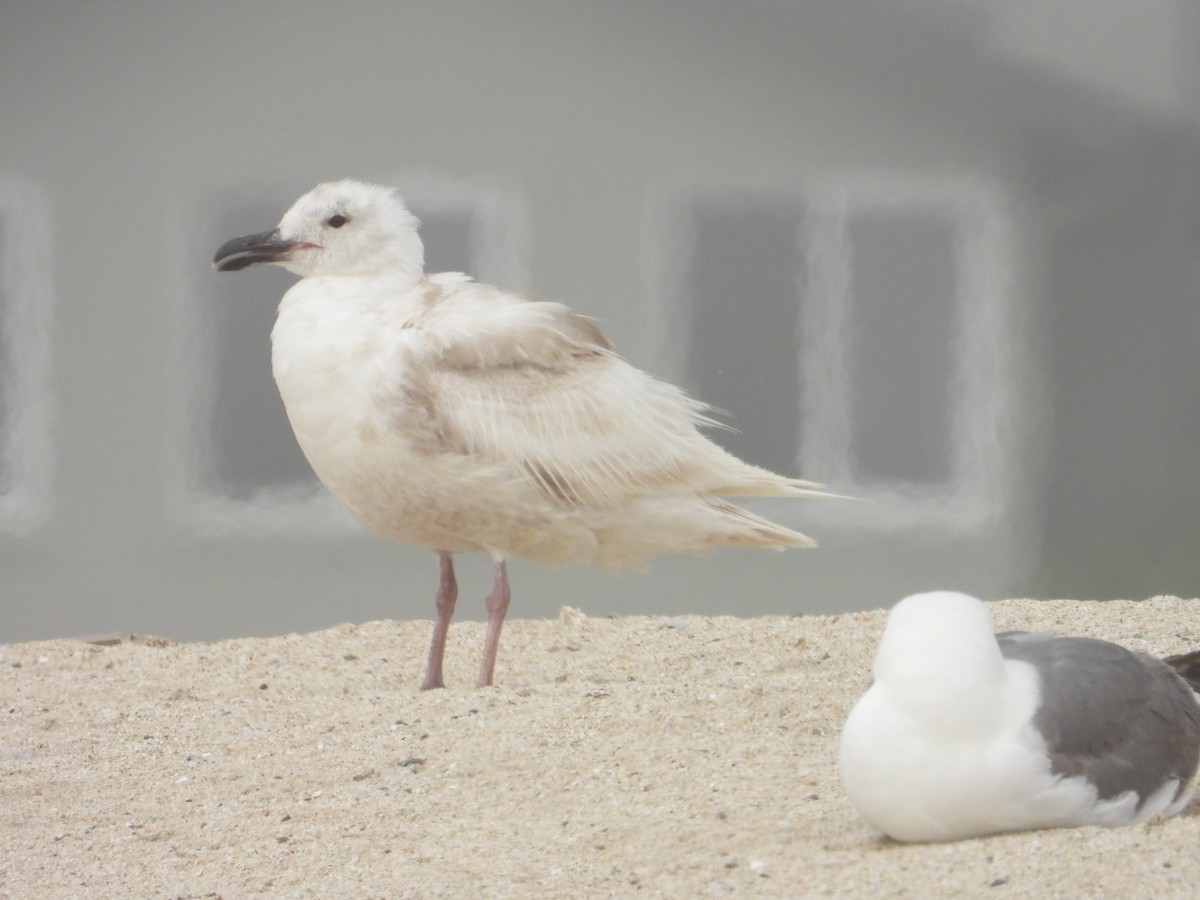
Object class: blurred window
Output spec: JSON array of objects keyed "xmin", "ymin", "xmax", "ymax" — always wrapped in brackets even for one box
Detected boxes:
[
  {"xmin": 0, "ymin": 181, "xmax": 53, "ymax": 533},
  {"xmin": 841, "ymin": 206, "xmax": 957, "ymax": 486},
  {"xmin": 682, "ymin": 196, "xmax": 807, "ymax": 477},
  {"xmin": 677, "ymin": 182, "xmax": 1010, "ymax": 521}
]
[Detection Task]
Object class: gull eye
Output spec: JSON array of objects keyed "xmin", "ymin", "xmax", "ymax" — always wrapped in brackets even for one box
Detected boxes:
[{"xmin": 326, "ymin": 214, "xmax": 349, "ymax": 229}]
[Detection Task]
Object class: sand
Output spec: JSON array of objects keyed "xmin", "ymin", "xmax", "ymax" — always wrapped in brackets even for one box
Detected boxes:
[{"xmin": 2, "ymin": 596, "xmax": 1197, "ymax": 898}]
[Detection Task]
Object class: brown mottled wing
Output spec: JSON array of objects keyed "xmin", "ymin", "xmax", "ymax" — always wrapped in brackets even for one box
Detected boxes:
[{"xmin": 411, "ymin": 291, "xmax": 732, "ymax": 506}]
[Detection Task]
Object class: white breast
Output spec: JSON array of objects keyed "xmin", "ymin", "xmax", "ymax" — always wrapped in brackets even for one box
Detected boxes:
[
  {"xmin": 272, "ymin": 277, "xmax": 396, "ymax": 450},
  {"xmin": 270, "ymin": 279, "xmax": 441, "ymax": 536},
  {"xmin": 268, "ymin": 277, "xmax": 580, "ymax": 557}
]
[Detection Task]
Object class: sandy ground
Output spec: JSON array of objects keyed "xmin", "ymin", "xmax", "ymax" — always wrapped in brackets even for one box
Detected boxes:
[{"xmin": 2, "ymin": 596, "xmax": 1198, "ymax": 898}]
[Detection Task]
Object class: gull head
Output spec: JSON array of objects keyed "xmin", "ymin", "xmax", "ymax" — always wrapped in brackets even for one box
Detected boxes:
[
  {"xmin": 872, "ymin": 591, "xmax": 1006, "ymax": 706},
  {"xmin": 212, "ymin": 179, "xmax": 425, "ymax": 281},
  {"xmin": 875, "ymin": 592, "xmax": 999, "ymax": 671}
]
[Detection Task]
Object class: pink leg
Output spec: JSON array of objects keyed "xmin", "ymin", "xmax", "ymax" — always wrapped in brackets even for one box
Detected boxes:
[
  {"xmin": 476, "ymin": 559, "xmax": 511, "ymax": 688},
  {"xmin": 419, "ymin": 553, "xmax": 457, "ymax": 691}
]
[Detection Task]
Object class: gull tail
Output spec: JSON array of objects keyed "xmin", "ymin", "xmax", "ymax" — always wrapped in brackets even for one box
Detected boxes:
[
  {"xmin": 712, "ymin": 469, "xmax": 856, "ymax": 502},
  {"xmin": 1163, "ymin": 649, "xmax": 1200, "ymax": 694},
  {"xmin": 705, "ymin": 499, "xmax": 818, "ymax": 550}
]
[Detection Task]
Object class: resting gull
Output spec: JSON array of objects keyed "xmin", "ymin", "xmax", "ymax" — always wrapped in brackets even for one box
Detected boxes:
[
  {"xmin": 840, "ymin": 591, "xmax": 1200, "ymax": 843},
  {"xmin": 213, "ymin": 179, "xmax": 834, "ymax": 689}
]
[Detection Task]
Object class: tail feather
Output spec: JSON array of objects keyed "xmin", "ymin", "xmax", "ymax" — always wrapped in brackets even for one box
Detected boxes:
[
  {"xmin": 707, "ymin": 463, "xmax": 850, "ymax": 501},
  {"xmin": 706, "ymin": 498, "xmax": 817, "ymax": 550},
  {"xmin": 1163, "ymin": 649, "xmax": 1200, "ymax": 694}
]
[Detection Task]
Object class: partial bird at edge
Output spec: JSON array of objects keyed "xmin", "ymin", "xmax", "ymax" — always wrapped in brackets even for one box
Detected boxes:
[{"xmin": 840, "ymin": 591, "xmax": 1200, "ymax": 843}]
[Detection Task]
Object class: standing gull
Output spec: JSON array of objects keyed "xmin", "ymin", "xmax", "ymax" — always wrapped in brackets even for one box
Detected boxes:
[
  {"xmin": 839, "ymin": 591, "xmax": 1200, "ymax": 842},
  {"xmin": 213, "ymin": 179, "xmax": 834, "ymax": 689}
]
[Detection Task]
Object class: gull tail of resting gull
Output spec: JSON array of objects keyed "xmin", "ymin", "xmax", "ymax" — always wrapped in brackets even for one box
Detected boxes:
[
  {"xmin": 213, "ymin": 179, "xmax": 839, "ymax": 689},
  {"xmin": 1164, "ymin": 649, "xmax": 1200, "ymax": 694},
  {"xmin": 839, "ymin": 591, "xmax": 1200, "ymax": 843}
]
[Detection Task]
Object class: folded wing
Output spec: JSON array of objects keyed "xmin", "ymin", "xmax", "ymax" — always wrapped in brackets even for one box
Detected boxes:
[{"xmin": 398, "ymin": 282, "xmax": 830, "ymax": 508}]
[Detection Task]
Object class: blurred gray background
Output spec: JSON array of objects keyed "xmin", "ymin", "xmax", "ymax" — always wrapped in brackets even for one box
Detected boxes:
[{"xmin": 2, "ymin": 0, "xmax": 1199, "ymax": 643}]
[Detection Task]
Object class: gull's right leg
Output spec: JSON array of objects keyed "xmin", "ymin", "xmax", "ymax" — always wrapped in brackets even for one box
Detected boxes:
[{"xmin": 419, "ymin": 552, "xmax": 457, "ymax": 690}]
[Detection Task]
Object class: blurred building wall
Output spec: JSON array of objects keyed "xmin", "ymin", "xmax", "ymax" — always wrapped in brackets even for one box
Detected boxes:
[{"xmin": 1, "ymin": 1, "xmax": 1198, "ymax": 642}]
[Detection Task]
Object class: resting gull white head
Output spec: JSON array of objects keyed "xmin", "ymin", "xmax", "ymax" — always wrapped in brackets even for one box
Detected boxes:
[
  {"xmin": 213, "ymin": 179, "xmax": 837, "ymax": 690},
  {"xmin": 839, "ymin": 591, "xmax": 1200, "ymax": 843}
]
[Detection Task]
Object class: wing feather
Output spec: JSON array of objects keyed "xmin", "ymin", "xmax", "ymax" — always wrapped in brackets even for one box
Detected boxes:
[{"xmin": 397, "ymin": 282, "xmax": 822, "ymax": 506}]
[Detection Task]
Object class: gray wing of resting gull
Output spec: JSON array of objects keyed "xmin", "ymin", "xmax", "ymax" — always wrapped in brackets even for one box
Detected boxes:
[
  {"xmin": 996, "ymin": 631, "xmax": 1200, "ymax": 807},
  {"xmin": 839, "ymin": 591, "xmax": 1200, "ymax": 843},
  {"xmin": 212, "ymin": 179, "xmax": 840, "ymax": 691}
]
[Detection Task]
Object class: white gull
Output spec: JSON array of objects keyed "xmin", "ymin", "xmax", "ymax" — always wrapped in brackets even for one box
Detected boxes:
[
  {"xmin": 839, "ymin": 591, "xmax": 1200, "ymax": 842},
  {"xmin": 213, "ymin": 179, "xmax": 835, "ymax": 689}
]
